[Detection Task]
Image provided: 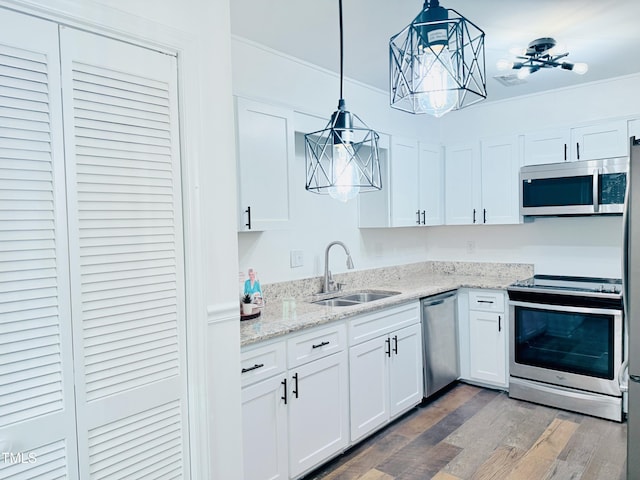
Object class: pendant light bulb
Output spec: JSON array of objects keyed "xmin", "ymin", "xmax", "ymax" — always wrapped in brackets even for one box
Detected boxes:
[
  {"xmin": 329, "ymin": 141, "xmax": 360, "ymax": 202},
  {"xmin": 328, "ymin": 104, "xmax": 360, "ymax": 202},
  {"xmin": 415, "ymin": 43, "xmax": 458, "ymax": 117}
]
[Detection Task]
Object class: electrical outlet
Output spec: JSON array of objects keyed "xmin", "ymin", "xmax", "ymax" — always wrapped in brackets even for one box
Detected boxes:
[
  {"xmin": 466, "ymin": 241, "xmax": 476, "ymax": 254},
  {"xmin": 290, "ymin": 250, "xmax": 304, "ymax": 268}
]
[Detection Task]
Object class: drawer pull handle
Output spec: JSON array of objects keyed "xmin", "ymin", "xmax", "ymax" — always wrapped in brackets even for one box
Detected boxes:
[
  {"xmin": 498, "ymin": 315, "xmax": 502, "ymax": 332},
  {"xmin": 393, "ymin": 335, "xmax": 398, "ymax": 355},
  {"xmin": 241, "ymin": 363, "xmax": 264, "ymax": 373},
  {"xmin": 385, "ymin": 337, "xmax": 391, "ymax": 357},
  {"xmin": 312, "ymin": 341, "xmax": 330, "ymax": 349},
  {"xmin": 477, "ymin": 300, "xmax": 494, "ymax": 304}
]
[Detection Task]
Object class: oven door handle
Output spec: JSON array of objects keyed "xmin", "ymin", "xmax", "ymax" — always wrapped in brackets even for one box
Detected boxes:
[
  {"xmin": 509, "ymin": 300, "xmax": 622, "ymax": 316},
  {"xmin": 619, "ymin": 359, "xmax": 629, "ymax": 393}
]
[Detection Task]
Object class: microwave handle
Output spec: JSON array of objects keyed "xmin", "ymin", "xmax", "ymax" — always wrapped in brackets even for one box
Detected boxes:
[{"xmin": 593, "ymin": 168, "xmax": 600, "ymax": 213}]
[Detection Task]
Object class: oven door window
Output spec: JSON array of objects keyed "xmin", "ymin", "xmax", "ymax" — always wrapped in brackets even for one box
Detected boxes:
[{"xmin": 514, "ymin": 306, "xmax": 614, "ymax": 379}]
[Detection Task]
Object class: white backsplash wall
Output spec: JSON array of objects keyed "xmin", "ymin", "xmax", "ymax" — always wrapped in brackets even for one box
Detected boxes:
[{"xmin": 423, "ymin": 216, "xmax": 623, "ymax": 279}]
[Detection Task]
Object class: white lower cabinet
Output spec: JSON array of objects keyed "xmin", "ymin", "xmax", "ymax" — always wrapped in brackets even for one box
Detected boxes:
[
  {"xmin": 348, "ymin": 303, "xmax": 423, "ymax": 443},
  {"xmin": 288, "ymin": 351, "xmax": 349, "ymax": 478},
  {"xmin": 388, "ymin": 323, "xmax": 424, "ymax": 416},
  {"xmin": 241, "ymin": 340, "xmax": 289, "ymax": 480},
  {"xmin": 241, "ymin": 302, "xmax": 424, "ymax": 479},
  {"xmin": 241, "ymin": 323, "xmax": 348, "ymax": 480},
  {"xmin": 458, "ymin": 289, "xmax": 508, "ymax": 389},
  {"xmin": 242, "ymin": 374, "xmax": 289, "ymax": 480}
]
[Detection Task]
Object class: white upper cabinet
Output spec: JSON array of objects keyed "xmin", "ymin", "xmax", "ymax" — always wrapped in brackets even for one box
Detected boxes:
[
  {"xmin": 480, "ymin": 136, "xmax": 521, "ymax": 225},
  {"xmin": 358, "ymin": 136, "xmax": 443, "ymax": 228},
  {"xmin": 390, "ymin": 136, "xmax": 420, "ymax": 226},
  {"xmin": 523, "ymin": 128, "xmax": 571, "ymax": 165},
  {"xmin": 524, "ymin": 119, "xmax": 629, "ymax": 166},
  {"xmin": 570, "ymin": 120, "xmax": 628, "ymax": 161},
  {"xmin": 235, "ymin": 97, "xmax": 295, "ymax": 231},
  {"xmin": 444, "ymin": 143, "xmax": 480, "ymax": 225},
  {"xmin": 419, "ymin": 143, "xmax": 445, "ymax": 226},
  {"xmin": 445, "ymin": 137, "xmax": 520, "ymax": 226}
]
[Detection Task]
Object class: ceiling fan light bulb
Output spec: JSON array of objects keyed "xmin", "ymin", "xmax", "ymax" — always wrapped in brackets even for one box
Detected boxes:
[
  {"xmin": 516, "ymin": 68, "xmax": 530, "ymax": 79},
  {"xmin": 496, "ymin": 58, "xmax": 512, "ymax": 71},
  {"xmin": 573, "ymin": 62, "xmax": 588, "ymax": 75}
]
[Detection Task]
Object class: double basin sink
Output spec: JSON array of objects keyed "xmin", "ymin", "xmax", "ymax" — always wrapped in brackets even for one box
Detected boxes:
[{"xmin": 312, "ymin": 290, "xmax": 401, "ymax": 307}]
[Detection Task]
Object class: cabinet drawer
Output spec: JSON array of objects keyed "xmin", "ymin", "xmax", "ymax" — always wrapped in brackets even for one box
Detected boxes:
[
  {"xmin": 469, "ymin": 290, "xmax": 505, "ymax": 313},
  {"xmin": 241, "ymin": 340, "xmax": 286, "ymax": 387},
  {"xmin": 349, "ymin": 302, "xmax": 420, "ymax": 346},
  {"xmin": 287, "ymin": 322, "xmax": 346, "ymax": 368}
]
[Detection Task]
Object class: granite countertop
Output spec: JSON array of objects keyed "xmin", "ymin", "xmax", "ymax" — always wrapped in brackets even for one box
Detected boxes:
[{"xmin": 240, "ymin": 261, "xmax": 533, "ymax": 347}]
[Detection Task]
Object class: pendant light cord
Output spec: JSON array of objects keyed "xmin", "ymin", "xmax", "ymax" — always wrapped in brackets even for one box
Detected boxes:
[{"xmin": 339, "ymin": 0, "xmax": 344, "ymax": 100}]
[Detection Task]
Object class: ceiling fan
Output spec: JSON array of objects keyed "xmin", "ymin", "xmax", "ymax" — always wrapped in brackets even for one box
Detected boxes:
[{"xmin": 497, "ymin": 37, "xmax": 588, "ymax": 80}]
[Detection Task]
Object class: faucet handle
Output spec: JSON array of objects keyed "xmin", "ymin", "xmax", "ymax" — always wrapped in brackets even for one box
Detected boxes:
[{"xmin": 336, "ymin": 282, "xmax": 347, "ymax": 291}]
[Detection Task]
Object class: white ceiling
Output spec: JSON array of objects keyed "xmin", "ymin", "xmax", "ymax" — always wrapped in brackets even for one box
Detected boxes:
[{"xmin": 230, "ymin": 0, "xmax": 640, "ymax": 104}]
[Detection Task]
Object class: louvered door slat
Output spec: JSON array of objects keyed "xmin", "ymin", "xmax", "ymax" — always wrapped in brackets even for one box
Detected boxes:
[
  {"xmin": 74, "ymin": 108, "xmax": 170, "ymax": 132},
  {"xmin": 87, "ymin": 400, "xmax": 183, "ymax": 480},
  {"xmin": 73, "ymin": 99, "xmax": 170, "ymax": 125},
  {"xmin": 60, "ymin": 27, "xmax": 188, "ymax": 479},
  {"xmin": 84, "ymin": 336, "xmax": 177, "ymax": 367},
  {"xmin": 0, "ymin": 440, "xmax": 67, "ymax": 480},
  {"xmin": 0, "ymin": 115, "xmax": 49, "ymax": 132}
]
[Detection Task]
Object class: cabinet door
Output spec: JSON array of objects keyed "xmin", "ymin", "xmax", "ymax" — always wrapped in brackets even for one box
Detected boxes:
[
  {"xmin": 390, "ymin": 136, "xmax": 420, "ymax": 226},
  {"xmin": 445, "ymin": 144, "xmax": 480, "ymax": 225},
  {"xmin": 469, "ymin": 310, "xmax": 507, "ymax": 387},
  {"xmin": 288, "ymin": 351, "xmax": 349, "ymax": 478},
  {"xmin": 480, "ymin": 136, "xmax": 521, "ymax": 225},
  {"xmin": 349, "ymin": 337, "xmax": 389, "ymax": 443},
  {"xmin": 570, "ymin": 120, "xmax": 628, "ymax": 161},
  {"xmin": 523, "ymin": 129, "xmax": 570, "ymax": 165},
  {"xmin": 419, "ymin": 143, "xmax": 444, "ymax": 225},
  {"xmin": 389, "ymin": 323, "xmax": 424, "ymax": 418},
  {"xmin": 242, "ymin": 376, "xmax": 288, "ymax": 480},
  {"xmin": 236, "ymin": 97, "xmax": 294, "ymax": 231}
]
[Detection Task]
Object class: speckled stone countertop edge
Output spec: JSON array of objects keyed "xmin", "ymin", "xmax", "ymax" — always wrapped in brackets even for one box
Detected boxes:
[{"xmin": 240, "ymin": 265, "xmax": 533, "ymax": 347}]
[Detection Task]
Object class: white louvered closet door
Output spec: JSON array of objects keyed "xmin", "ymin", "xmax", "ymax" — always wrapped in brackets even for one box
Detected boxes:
[
  {"xmin": 58, "ymin": 28, "xmax": 189, "ymax": 479},
  {"xmin": 0, "ymin": 10, "xmax": 79, "ymax": 480}
]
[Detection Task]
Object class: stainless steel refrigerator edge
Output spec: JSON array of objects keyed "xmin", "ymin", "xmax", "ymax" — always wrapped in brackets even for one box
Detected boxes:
[
  {"xmin": 625, "ymin": 137, "xmax": 640, "ymax": 480},
  {"xmin": 422, "ymin": 291, "xmax": 459, "ymax": 398}
]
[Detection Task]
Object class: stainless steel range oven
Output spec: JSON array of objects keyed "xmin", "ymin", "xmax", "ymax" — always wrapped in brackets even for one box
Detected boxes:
[{"xmin": 507, "ymin": 275, "xmax": 624, "ymax": 421}]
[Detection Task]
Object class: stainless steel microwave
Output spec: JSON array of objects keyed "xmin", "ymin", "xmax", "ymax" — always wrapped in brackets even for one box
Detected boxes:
[{"xmin": 520, "ymin": 157, "xmax": 628, "ymax": 217}]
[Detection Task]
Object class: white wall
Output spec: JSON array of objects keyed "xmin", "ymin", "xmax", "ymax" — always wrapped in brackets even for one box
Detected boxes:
[{"xmin": 235, "ymin": 37, "xmax": 638, "ymax": 284}]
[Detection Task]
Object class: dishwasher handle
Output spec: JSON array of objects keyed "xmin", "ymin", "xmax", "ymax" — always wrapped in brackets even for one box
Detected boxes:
[{"xmin": 421, "ymin": 291, "xmax": 456, "ymax": 307}]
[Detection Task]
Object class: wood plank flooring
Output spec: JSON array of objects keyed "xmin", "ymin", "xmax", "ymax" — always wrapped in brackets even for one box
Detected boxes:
[{"xmin": 306, "ymin": 384, "xmax": 627, "ymax": 480}]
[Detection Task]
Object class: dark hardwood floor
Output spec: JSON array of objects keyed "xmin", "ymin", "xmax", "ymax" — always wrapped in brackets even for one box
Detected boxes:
[{"xmin": 307, "ymin": 384, "xmax": 627, "ymax": 480}]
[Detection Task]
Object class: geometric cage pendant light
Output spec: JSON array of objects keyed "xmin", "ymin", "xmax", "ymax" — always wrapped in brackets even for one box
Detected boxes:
[
  {"xmin": 305, "ymin": 0, "xmax": 382, "ymax": 202},
  {"xmin": 390, "ymin": 0, "xmax": 487, "ymax": 117}
]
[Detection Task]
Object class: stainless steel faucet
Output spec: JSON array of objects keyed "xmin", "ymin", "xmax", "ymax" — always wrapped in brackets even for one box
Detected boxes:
[{"xmin": 323, "ymin": 241, "xmax": 354, "ymax": 293}]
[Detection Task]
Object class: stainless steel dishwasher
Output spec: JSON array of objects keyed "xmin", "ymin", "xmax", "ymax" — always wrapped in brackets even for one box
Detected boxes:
[{"xmin": 422, "ymin": 290, "xmax": 459, "ymax": 398}]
